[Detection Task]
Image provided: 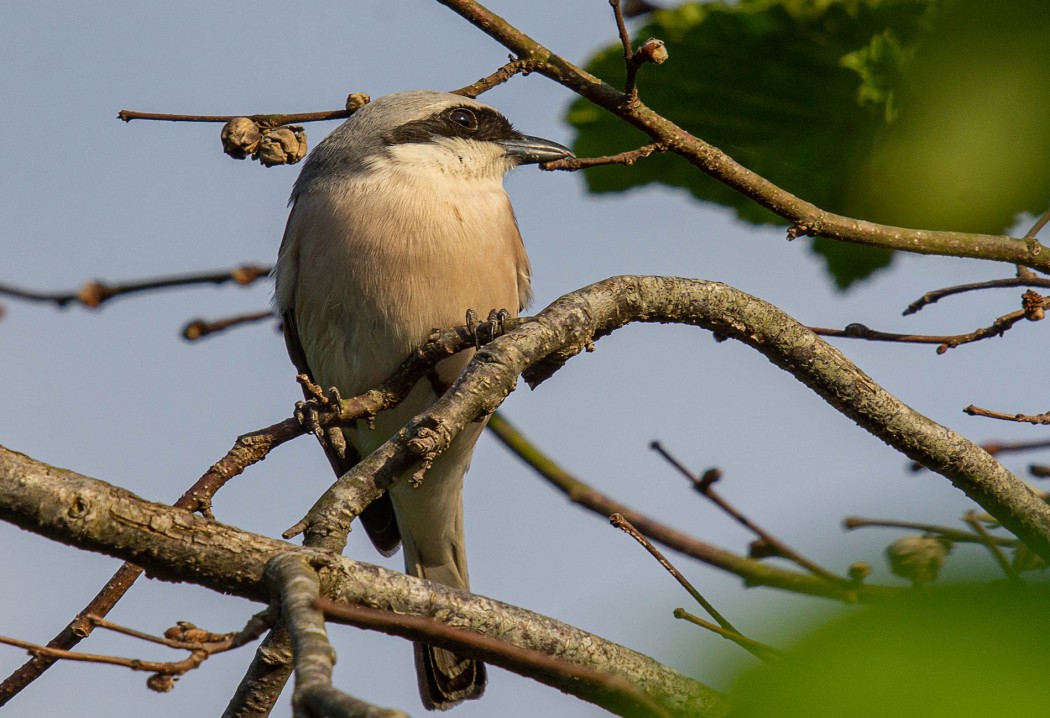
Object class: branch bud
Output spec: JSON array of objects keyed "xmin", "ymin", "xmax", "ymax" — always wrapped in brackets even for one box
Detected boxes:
[
  {"xmin": 257, "ymin": 125, "xmax": 307, "ymax": 166},
  {"xmin": 635, "ymin": 37, "xmax": 668, "ymax": 65},
  {"xmin": 885, "ymin": 535, "xmax": 951, "ymax": 586},
  {"xmin": 221, "ymin": 117, "xmax": 262, "ymax": 159},
  {"xmin": 346, "ymin": 92, "xmax": 371, "ymax": 111}
]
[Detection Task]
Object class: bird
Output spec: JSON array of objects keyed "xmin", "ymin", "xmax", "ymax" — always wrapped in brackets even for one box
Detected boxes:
[{"xmin": 272, "ymin": 90, "xmax": 573, "ymax": 709}]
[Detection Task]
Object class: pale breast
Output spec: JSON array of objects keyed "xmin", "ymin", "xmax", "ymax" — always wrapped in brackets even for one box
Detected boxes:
[{"xmin": 280, "ymin": 174, "xmax": 529, "ymax": 399}]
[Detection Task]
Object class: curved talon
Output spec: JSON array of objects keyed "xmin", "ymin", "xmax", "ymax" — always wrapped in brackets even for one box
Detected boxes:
[
  {"xmin": 465, "ymin": 308, "xmax": 480, "ymax": 349},
  {"xmin": 295, "ymin": 383, "xmax": 348, "ymax": 457}
]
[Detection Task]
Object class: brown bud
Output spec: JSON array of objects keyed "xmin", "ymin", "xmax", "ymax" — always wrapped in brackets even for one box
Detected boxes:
[
  {"xmin": 231, "ymin": 263, "xmax": 269, "ymax": 285},
  {"xmin": 886, "ymin": 535, "xmax": 950, "ymax": 586},
  {"xmin": 346, "ymin": 92, "xmax": 371, "ymax": 112},
  {"xmin": 1022, "ymin": 289, "xmax": 1046, "ymax": 321},
  {"xmin": 147, "ymin": 673, "xmax": 175, "ymax": 693},
  {"xmin": 221, "ymin": 117, "xmax": 262, "ymax": 159},
  {"xmin": 77, "ymin": 280, "xmax": 113, "ymax": 308},
  {"xmin": 636, "ymin": 37, "xmax": 668, "ymax": 65},
  {"xmin": 257, "ymin": 125, "xmax": 307, "ymax": 166}
]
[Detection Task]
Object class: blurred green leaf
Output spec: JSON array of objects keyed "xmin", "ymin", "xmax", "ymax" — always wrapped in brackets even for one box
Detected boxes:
[
  {"xmin": 567, "ymin": 1, "xmax": 1050, "ymax": 289},
  {"xmin": 728, "ymin": 583, "xmax": 1050, "ymax": 717}
]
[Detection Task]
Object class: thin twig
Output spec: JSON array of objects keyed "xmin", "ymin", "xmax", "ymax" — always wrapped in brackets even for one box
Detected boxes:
[
  {"xmin": 451, "ymin": 58, "xmax": 537, "ymax": 98},
  {"xmin": 0, "ymin": 264, "xmax": 271, "ymax": 310},
  {"xmin": 182, "ymin": 310, "xmax": 275, "ymax": 341},
  {"xmin": 608, "ymin": 0, "xmax": 639, "ymax": 100},
  {"xmin": 903, "ymin": 276, "xmax": 1050, "ymax": 315},
  {"xmin": 964, "ymin": 405, "xmax": 1050, "ymax": 425},
  {"xmin": 0, "ymin": 612, "xmax": 263, "ymax": 680},
  {"xmin": 0, "ymin": 634, "xmax": 203, "ymax": 673},
  {"xmin": 315, "ymin": 598, "xmax": 676, "ymax": 718},
  {"xmin": 118, "ymin": 109, "xmax": 352, "ymax": 126},
  {"xmin": 811, "ymin": 296, "xmax": 1046, "ymax": 354},
  {"xmin": 541, "ymin": 142, "xmax": 666, "ymax": 171},
  {"xmin": 609, "ymin": 514, "xmax": 738, "ymax": 632},
  {"xmin": 843, "ymin": 517, "xmax": 1018, "ymax": 546},
  {"xmin": 672, "ymin": 609, "xmax": 780, "ymax": 663},
  {"xmin": 610, "ymin": 514, "xmax": 780, "ymax": 664},
  {"xmin": 651, "ymin": 442, "xmax": 845, "ymax": 584},
  {"xmin": 962, "ymin": 512, "xmax": 1023, "ymax": 583},
  {"xmin": 1024, "ymin": 208, "xmax": 1050, "ymax": 240}
]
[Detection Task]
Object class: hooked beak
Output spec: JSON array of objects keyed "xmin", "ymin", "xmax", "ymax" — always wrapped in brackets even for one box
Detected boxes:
[{"xmin": 498, "ymin": 134, "xmax": 574, "ymax": 165}]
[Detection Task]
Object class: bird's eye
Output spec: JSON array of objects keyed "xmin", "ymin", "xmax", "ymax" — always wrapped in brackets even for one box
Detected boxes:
[{"xmin": 448, "ymin": 108, "xmax": 478, "ymax": 131}]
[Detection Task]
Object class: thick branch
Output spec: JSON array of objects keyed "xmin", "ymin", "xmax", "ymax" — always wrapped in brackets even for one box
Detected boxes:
[
  {"xmin": 266, "ymin": 555, "xmax": 407, "ymax": 718},
  {"xmin": 436, "ymin": 0, "xmax": 1050, "ymax": 272},
  {"xmin": 0, "ymin": 445, "xmax": 726, "ymax": 718},
  {"xmin": 299, "ymin": 276, "xmax": 1050, "ymax": 562}
]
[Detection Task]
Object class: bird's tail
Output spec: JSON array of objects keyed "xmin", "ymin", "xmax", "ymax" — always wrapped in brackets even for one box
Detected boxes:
[
  {"xmin": 405, "ymin": 547, "xmax": 487, "ymax": 710},
  {"xmin": 414, "ymin": 627, "xmax": 487, "ymax": 709},
  {"xmin": 390, "ymin": 423, "xmax": 488, "ymax": 710}
]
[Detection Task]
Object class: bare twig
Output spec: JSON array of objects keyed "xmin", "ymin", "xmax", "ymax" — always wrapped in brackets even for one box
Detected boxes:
[
  {"xmin": 651, "ymin": 442, "xmax": 845, "ymax": 584},
  {"xmin": 610, "ymin": 514, "xmax": 777, "ymax": 664},
  {"xmin": 843, "ymin": 517, "xmax": 1018, "ymax": 546},
  {"xmin": 182, "ymin": 310, "xmax": 275, "ymax": 341},
  {"xmin": 671, "ymin": 609, "xmax": 781, "ymax": 663},
  {"xmin": 118, "ymin": 109, "xmax": 353, "ymax": 126},
  {"xmin": 0, "ymin": 264, "xmax": 271, "ymax": 310},
  {"xmin": 451, "ymin": 58, "xmax": 537, "ymax": 98},
  {"xmin": 541, "ymin": 142, "xmax": 666, "ymax": 171},
  {"xmin": 904, "ymin": 276, "xmax": 1050, "ymax": 315},
  {"xmin": 810, "ymin": 295, "xmax": 1046, "ymax": 354},
  {"xmin": 610, "ymin": 513, "xmax": 738, "ymax": 633},
  {"xmin": 1024, "ymin": 208, "xmax": 1050, "ymax": 240},
  {"xmin": 964, "ymin": 405, "xmax": 1050, "ymax": 425},
  {"xmin": 315, "ymin": 598, "xmax": 676, "ymax": 718},
  {"xmin": 0, "ymin": 612, "xmax": 267, "ymax": 688},
  {"xmin": 608, "ymin": 0, "xmax": 639, "ymax": 101}
]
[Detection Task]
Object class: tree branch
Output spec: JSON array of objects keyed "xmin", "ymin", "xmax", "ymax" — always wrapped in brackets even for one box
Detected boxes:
[
  {"xmin": 295, "ymin": 276, "xmax": 1050, "ymax": 562},
  {"xmin": 0, "ymin": 264, "xmax": 271, "ymax": 310},
  {"xmin": 0, "ymin": 445, "xmax": 728, "ymax": 718},
  {"xmin": 266, "ymin": 554, "xmax": 408, "ymax": 718},
  {"xmin": 435, "ymin": 0, "xmax": 1050, "ymax": 272}
]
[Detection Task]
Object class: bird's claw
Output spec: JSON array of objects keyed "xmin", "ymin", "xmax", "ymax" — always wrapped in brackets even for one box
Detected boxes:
[
  {"xmin": 294, "ymin": 377, "xmax": 348, "ymax": 459},
  {"xmin": 465, "ymin": 308, "xmax": 481, "ymax": 349},
  {"xmin": 465, "ymin": 307, "xmax": 511, "ymax": 348}
]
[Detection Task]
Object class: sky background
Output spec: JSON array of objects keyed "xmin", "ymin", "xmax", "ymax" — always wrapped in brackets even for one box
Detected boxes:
[{"xmin": 2, "ymin": 2, "xmax": 1047, "ymax": 717}]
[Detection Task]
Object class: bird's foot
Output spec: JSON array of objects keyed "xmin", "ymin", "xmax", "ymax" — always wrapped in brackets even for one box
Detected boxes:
[
  {"xmin": 294, "ymin": 374, "xmax": 349, "ymax": 459},
  {"xmin": 464, "ymin": 307, "xmax": 511, "ymax": 348}
]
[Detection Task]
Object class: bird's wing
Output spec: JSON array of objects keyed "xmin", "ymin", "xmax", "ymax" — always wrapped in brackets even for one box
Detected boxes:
[{"xmin": 278, "ymin": 205, "xmax": 402, "ymax": 556}]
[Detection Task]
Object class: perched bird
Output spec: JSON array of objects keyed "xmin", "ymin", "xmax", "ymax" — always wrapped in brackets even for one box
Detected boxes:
[{"xmin": 273, "ymin": 90, "xmax": 572, "ymax": 709}]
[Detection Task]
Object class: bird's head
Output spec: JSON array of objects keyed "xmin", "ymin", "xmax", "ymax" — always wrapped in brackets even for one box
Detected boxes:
[{"xmin": 295, "ymin": 90, "xmax": 574, "ymax": 191}]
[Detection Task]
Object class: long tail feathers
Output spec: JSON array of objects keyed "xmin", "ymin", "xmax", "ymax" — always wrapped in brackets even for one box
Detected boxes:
[{"xmin": 416, "ymin": 642, "xmax": 487, "ymax": 710}]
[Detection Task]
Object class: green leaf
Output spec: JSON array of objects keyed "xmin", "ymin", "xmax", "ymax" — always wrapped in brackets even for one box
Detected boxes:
[
  {"xmin": 568, "ymin": 1, "xmax": 1050, "ymax": 289},
  {"xmin": 729, "ymin": 584, "xmax": 1050, "ymax": 717}
]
